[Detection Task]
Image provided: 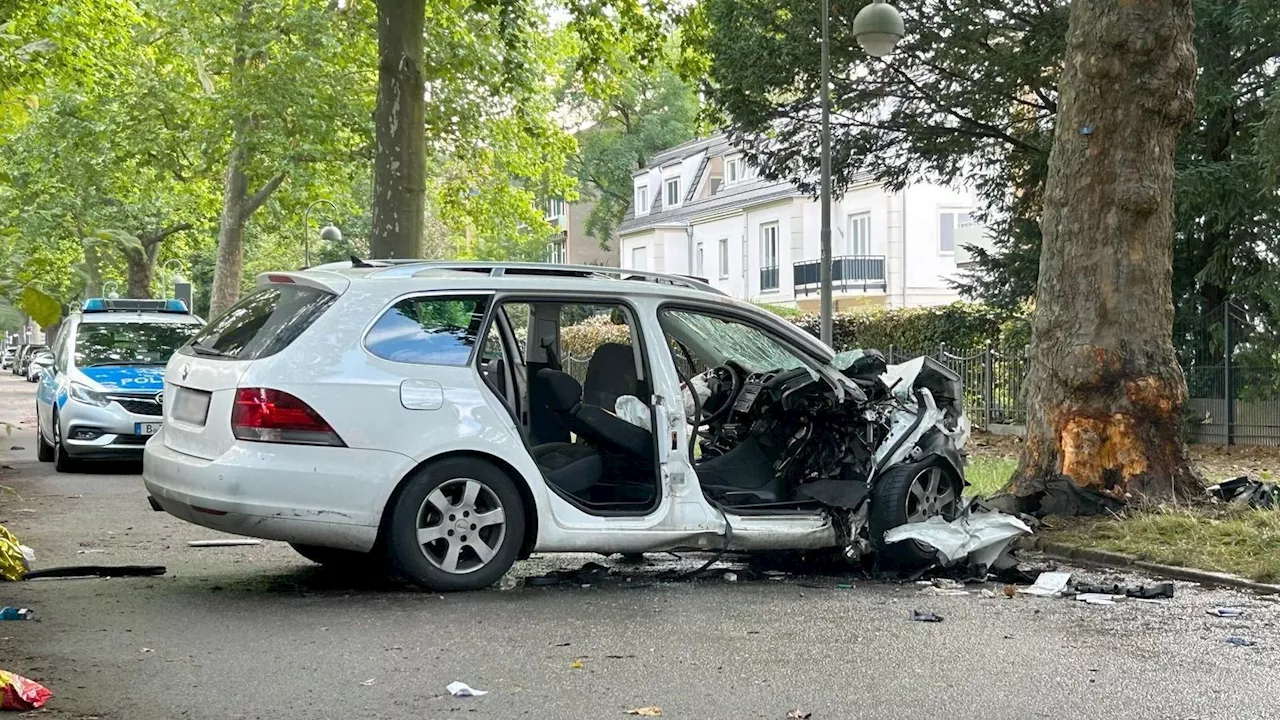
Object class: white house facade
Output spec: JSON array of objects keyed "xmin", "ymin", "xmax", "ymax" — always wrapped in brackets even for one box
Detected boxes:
[{"xmin": 617, "ymin": 135, "xmax": 985, "ymax": 311}]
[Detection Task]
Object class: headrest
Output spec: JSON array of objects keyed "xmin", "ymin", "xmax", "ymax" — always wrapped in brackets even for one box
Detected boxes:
[{"xmin": 536, "ymin": 369, "xmax": 583, "ymax": 414}]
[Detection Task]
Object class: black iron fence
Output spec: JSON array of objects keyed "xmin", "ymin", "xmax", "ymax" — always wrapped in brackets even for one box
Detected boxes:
[{"xmin": 793, "ymin": 255, "xmax": 887, "ymax": 295}]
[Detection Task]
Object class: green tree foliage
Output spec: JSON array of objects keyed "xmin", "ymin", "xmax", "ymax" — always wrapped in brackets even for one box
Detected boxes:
[{"xmin": 561, "ymin": 40, "xmax": 700, "ymax": 246}]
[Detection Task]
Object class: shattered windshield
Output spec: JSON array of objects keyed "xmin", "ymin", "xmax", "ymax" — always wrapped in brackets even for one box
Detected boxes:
[{"xmin": 661, "ymin": 310, "xmax": 813, "ymax": 374}]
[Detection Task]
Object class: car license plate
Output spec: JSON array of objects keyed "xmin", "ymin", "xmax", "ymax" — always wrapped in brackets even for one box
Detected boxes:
[
  {"xmin": 135, "ymin": 422, "xmax": 162, "ymax": 436},
  {"xmin": 172, "ymin": 388, "xmax": 211, "ymax": 426}
]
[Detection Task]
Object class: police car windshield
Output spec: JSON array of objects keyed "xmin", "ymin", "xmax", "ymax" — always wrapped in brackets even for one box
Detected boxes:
[{"xmin": 75, "ymin": 322, "xmax": 199, "ymax": 367}]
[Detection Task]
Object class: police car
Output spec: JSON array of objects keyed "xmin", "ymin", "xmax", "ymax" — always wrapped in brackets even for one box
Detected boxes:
[{"xmin": 36, "ymin": 298, "xmax": 204, "ymax": 471}]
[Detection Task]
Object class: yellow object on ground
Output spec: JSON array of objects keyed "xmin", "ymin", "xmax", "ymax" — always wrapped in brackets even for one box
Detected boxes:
[{"xmin": 0, "ymin": 525, "xmax": 28, "ymax": 581}]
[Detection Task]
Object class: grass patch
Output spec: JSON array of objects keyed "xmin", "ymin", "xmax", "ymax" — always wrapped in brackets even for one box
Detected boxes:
[
  {"xmin": 965, "ymin": 456, "xmax": 1016, "ymax": 497},
  {"xmin": 1048, "ymin": 506, "xmax": 1280, "ymax": 584}
]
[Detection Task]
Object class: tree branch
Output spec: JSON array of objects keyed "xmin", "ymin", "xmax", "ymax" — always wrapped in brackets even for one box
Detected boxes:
[
  {"xmin": 240, "ymin": 173, "xmax": 288, "ymax": 220},
  {"xmin": 141, "ymin": 223, "xmax": 194, "ymax": 248}
]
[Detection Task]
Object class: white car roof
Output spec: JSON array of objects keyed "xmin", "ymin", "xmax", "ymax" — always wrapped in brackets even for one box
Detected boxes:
[{"xmin": 73, "ymin": 312, "xmax": 204, "ymax": 326}]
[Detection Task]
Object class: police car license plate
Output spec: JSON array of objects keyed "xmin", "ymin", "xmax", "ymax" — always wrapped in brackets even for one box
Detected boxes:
[{"xmin": 135, "ymin": 422, "xmax": 162, "ymax": 436}]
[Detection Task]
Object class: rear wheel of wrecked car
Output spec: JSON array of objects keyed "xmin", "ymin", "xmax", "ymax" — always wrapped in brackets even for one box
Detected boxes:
[
  {"xmin": 386, "ymin": 458, "xmax": 525, "ymax": 592},
  {"xmin": 869, "ymin": 460, "xmax": 962, "ymax": 567}
]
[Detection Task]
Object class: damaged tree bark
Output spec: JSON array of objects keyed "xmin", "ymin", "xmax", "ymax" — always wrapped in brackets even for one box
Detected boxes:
[
  {"xmin": 1008, "ymin": 0, "xmax": 1203, "ymax": 512},
  {"xmin": 370, "ymin": 0, "xmax": 426, "ymax": 260}
]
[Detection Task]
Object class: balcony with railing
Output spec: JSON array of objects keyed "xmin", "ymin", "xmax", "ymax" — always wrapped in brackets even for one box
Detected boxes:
[
  {"xmin": 793, "ymin": 255, "xmax": 887, "ymax": 295},
  {"xmin": 760, "ymin": 265, "xmax": 779, "ymax": 292}
]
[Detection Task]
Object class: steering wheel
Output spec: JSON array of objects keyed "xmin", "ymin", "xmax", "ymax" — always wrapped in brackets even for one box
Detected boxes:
[{"xmin": 697, "ymin": 364, "xmax": 741, "ymax": 426}]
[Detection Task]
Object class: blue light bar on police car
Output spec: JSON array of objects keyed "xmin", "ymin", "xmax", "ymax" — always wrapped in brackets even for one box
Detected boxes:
[{"xmin": 82, "ymin": 298, "xmax": 190, "ymax": 313}]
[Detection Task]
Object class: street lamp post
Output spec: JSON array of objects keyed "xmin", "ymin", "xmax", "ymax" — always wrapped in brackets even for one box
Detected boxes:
[
  {"xmin": 302, "ymin": 199, "xmax": 343, "ymax": 268},
  {"xmin": 819, "ymin": 0, "xmax": 905, "ymax": 346}
]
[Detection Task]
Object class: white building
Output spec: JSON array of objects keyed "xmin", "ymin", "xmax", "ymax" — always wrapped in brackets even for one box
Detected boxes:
[{"xmin": 617, "ymin": 135, "xmax": 985, "ymax": 311}]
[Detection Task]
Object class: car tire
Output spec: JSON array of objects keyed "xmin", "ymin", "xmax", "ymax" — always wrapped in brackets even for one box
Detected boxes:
[
  {"xmin": 36, "ymin": 425, "xmax": 54, "ymax": 463},
  {"xmin": 52, "ymin": 413, "xmax": 79, "ymax": 473},
  {"xmin": 386, "ymin": 458, "xmax": 525, "ymax": 591},
  {"xmin": 868, "ymin": 459, "xmax": 962, "ymax": 567},
  {"xmin": 290, "ymin": 543, "xmax": 382, "ymax": 572}
]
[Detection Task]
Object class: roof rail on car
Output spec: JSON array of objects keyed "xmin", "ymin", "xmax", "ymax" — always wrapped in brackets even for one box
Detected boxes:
[{"xmin": 365, "ymin": 261, "xmax": 728, "ymax": 296}]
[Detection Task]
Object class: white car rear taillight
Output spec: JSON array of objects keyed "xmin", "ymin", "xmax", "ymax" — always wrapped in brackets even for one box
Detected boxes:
[{"xmin": 230, "ymin": 388, "xmax": 345, "ymax": 446}]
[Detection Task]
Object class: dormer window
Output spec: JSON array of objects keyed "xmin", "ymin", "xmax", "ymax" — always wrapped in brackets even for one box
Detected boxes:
[
  {"xmin": 634, "ymin": 184, "xmax": 650, "ymax": 216},
  {"xmin": 665, "ymin": 177, "xmax": 682, "ymax": 208},
  {"xmin": 725, "ymin": 156, "xmax": 755, "ymax": 186}
]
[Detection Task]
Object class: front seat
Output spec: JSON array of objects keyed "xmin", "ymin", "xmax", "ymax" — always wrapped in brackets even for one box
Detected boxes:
[
  {"xmin": 582, "ymin": 342, "xmax": 639, "ymax": 411},
  {"xmin": 529, "ymin": 369, "xmax": 655, "ymax": 500}
]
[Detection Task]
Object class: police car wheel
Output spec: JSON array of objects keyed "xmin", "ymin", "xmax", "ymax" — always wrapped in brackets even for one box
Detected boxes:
[
  {"xmin": 52, "ymin": 415, "xmax": 79, "ymax": 473},
  {"xmin": 36, "ymin": 425, "xmax": 54, "ymax": 463}
]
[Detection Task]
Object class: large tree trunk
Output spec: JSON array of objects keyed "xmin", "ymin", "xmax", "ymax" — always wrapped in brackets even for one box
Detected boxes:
[
  {"xmin": 82, "ymin": 243, "xmax": 104, "ymax": 298},
  {"xmin": 125, "ymin": 242, "xmax": 161, "ymax": 299},
  {"xmin": 210, "ymin": 119, "xmax": 287, "ymax": 318},
  {"xmin": 210, "ymin": 134, "xmax": 250, "ymax": 318},
  {"xmin": 1008, "ymin": 0, "xmax": 1203, "ymax": 512},
  {"xmin": 370, "ymin": 0, "xmax": 426, "ymax": 260}
]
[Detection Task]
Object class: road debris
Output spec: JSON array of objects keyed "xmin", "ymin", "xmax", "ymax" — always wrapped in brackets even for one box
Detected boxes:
[
  {"xmin": 22, "ymin": 565, "xmax": 165, "ymax": 580},
  {"xmin": 1208, "ymin": 607, "xmax": 1245, "ymax": 618},
  {"xmin": 981, "ymin": 588, "xmax": 998, "ymax": 598},
  {"xmin": 1208, "ymin": 476, "xmax": 1279, "ymax": 509},
  {"xmin": 786, "ymin": 711, "xmax": 812, "ymax": 719},
  {"xmin": 1075, "ymin": 582, "xmax": 1174, "ymax": 599},
  {"xmin": 0, "ymin": 526, "xmax": 30, "ymax": 581},
  {"xmin": 723, "ymin": 571, "xmax": 738, "ymax": 583},
  {"xmin": 187, "ymin": 539, "xmax": 262, "ymax": 547},
  {"xmin": 0, "ymin": 608, "xmax": 32, "ymax": 621},
  {"xmin": 0, "ymin": 669, "xmax": 52, "ymax": 710},
  {"xmin": 910, "ymin": 610, "xmax": 944, "ymax": 623},
  {"xmin": 570, "ymin": 660, "xmax": 584, "ymax": 669},
  {"xmin": 1019, "ymin": 571, "xmax": 1072, "ymax": 598},
  {"xmin": 625, "ymin": 707, "xmax": 663, "ymax": 716},
  {"xmin": 1075, "ymin": 593, "xmax": 1126, "ymax": 605},
  {"xmin": 360, "ymin": 678, "xmax": 375, "ymax": 686},
  {"xmin": 527, "ymin": 561, "xmax": 611, "ymax": 587},
  {"xmin": 883, "ymin": 509, "xmax": 1031, "ymax": 568},
  {"xmin": 1225, "ymin": 637, "xmax": 1256, "ymax": 647},
  {"xmin": 446, "ymin": 681, "xmax": 487, "ymax": 697},
  {"xmin": 496, "ymin": 575, "xmax": 518, "ymax": 591}
]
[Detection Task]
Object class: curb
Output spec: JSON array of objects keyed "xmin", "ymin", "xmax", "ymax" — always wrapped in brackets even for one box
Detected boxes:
[{"xmin": 1031, "ymin": 539, "xmax": 1280, "ymax": 595}]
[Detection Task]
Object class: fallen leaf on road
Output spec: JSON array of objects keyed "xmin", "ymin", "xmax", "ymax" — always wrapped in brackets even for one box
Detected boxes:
[
  {"xmin": 625, "ymin": 707, "xmax": 662, "ymax": 716},
  {"xmin": 787, "ymin": 711, "xmax": 812, "ymax": 719},
  {"xmin": 360, "ymin": 678, "xmax": 376, "ymax": 686},
  {"xmin": 570, "ymin": 659, "xmax": 584, "ymax": 669}
]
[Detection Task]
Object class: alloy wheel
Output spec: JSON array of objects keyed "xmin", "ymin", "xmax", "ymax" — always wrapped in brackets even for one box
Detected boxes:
[
  {"xmin": 415, "ymin": 478, "xmax": 507, "ymax": 574},
  {"xmin": 905, "ymin": 466, "xmax": 958, "ymax": 523}
]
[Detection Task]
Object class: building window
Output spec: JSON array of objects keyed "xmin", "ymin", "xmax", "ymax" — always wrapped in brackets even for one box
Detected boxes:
[
  {"xmin": 665, "ymin": 177, "xmax": 681, "ymax": 208},
  {"xmin": 631, "ymin": 246, "xmax": 648, "ymax": 271},
  {"xmin": 546, "ymin": 237, "xmax": 566, "ymax": 265},
  {"xmin": 634, "ymin": 185, "xmax": 649, "ymax": 216},
  {"xmin": 725, "ymin": 157, "xmax": 754, "ymax": 186},
  {"xmin": 546, "ymin": 198, "xmax": 565, "ymax": 219},
  {"xmin": 760, "ymin": 223, "xmax": 779, "ymax": 292},
  {"xmin": 695, "ymin": 242, "xmax": 705, "ymax": 277},
  {"xmin": 939, "ymin": 210, "xmax": 971, "ymax": 254},
  {"xmin": 718, "ymin": 238, "xmax": 729, "ymax": 278},
  {"xmin": 847, "ymin": 212, "xmax": 871, "ymax": 256}
]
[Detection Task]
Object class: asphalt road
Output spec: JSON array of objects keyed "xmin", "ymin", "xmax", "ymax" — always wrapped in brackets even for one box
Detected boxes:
[{"xmin": 0, "ymin": 374, "xmax": 1278, "ymax": 719}]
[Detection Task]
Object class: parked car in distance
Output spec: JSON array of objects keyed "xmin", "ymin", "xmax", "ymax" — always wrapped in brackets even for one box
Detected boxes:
[
  {"xmin": 13, "ymin": 344, "xmax": 45, "ymax": 376},
  {"xmin": 25, "ymin": 349, "xmax": 54, "ymax": 382},
  {"xmin": 36, "ymin": 299, "xmax": 204, "ymax": 471},
  {"xmin": 144, "ymin": 261, "xmax": 971, "ymax": 591},
  {"xmin": 0, "ymin": 346, "xmax": 14, "ymax": 371}
]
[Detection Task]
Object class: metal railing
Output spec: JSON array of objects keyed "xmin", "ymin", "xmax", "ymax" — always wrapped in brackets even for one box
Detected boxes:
[
  {"xmin": 760, "ymin": 265, "xmax": 779, "ymax": 292},
  {"xmin": 793, "ymin": 255, "xmax": 887, "ymax": 295}
]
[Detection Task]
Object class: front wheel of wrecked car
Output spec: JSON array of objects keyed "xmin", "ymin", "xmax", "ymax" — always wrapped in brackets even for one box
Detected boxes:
[
  {"xmin": 868, "ymin": 460, "xmax": 962, "ymax": 567},
  {"xmin": 386, "ymin": 458, "xmax": 525, "ymax": 591}
]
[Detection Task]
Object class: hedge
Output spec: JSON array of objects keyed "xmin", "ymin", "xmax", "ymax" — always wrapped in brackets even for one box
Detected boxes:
[
  {"xmin": 558, "ymin": 302, "xmax": 1028, "ymax": 360},
  {"xmin": 789, "ymin": 302, "xmax": 1027, "ymax": 354}
]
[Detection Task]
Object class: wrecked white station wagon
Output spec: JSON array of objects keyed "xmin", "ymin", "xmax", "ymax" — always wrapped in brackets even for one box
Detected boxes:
[{"xmin": 144, "ymin": 261, "xmax": 971, "ymax": 590}]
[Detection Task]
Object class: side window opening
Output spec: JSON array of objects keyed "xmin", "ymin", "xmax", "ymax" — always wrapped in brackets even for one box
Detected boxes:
[{"xmin": 364, "ymin": 295, "xmax": 490, "ymax": 366}]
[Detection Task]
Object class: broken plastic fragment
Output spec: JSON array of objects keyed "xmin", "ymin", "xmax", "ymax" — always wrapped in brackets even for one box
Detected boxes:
[
  {"xmin": 910, "ymin": 609, "xmax": 944, "ymax": 622},
  {"xmin": 626, "ymin": 707, "xmax": 663, "ymax": 717},
  {"xmin": 1208, "ymin": 607, "xmax": 1245, "ymax": 618},
  {"xmin": 883, "ymin": 511, "xmax": 1032, "ymax": 566},
  {"xmin": 1225, "ymin": 636, "xmax": 1255, "ymax": 647},
  {"xmin": 1075, "ymin": 593, "xmax": 1126, "ymax": 605},
  {"xmin": 447, "ymin": 681, "xmax": 488, "ymax": 697},
  {"xmin": 1018, "ymin": 571, "xmax": 1072, "ymax": 598}
]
